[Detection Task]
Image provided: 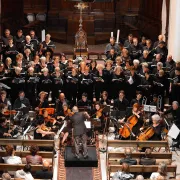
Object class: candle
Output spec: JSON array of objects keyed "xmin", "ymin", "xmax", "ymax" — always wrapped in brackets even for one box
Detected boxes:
[
  {"xmin": 111, "ymin": 32, "xmax": 113, "ymax": 38},
  {"xmin": 116, "ymin": 29, "xmax": 120, "ymax": 43}
]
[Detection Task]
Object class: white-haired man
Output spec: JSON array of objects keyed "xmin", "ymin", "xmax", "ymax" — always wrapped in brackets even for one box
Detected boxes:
[
  {"xmin": 70, "ymin": 106, "xmax": 90, "ymax": 159},
  {"xmin": 163, "ymin": 101, "xmax": 180, "ymax": 148}
]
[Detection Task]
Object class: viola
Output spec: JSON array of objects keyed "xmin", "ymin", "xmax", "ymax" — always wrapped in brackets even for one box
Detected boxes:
[
  {"xmin": 96, "ymin": 108, "xmax": 103, "ymax": 118},
  {"xmin": 44, "ymin": 115, "xmax": 56, "ymax": 123}
]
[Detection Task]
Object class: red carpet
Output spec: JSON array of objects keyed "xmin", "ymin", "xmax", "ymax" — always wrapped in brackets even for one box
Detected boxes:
[{"xmin": 58, "ymin": 141, "xmax": 102, "ymax": 180}]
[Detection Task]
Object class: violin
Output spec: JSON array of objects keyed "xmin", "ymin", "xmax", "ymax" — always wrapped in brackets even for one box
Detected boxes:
[
  {"xmin": 40, "ymin": 124, "xmax": 51, "ymax": 131},
  {"xmin": 4, "ymin": 110, "xmax": 17, "ymax": 115},
  {"xmin": 64, "ymin": 109, "xmax": 74, "ymax": 117},
  {"xmin": 96, "ymin": 108, "xmax": 103, "ymax": 118},
  {"xmin": 44, "ymin": 115, "xmax": 56, "ymax": 124}
]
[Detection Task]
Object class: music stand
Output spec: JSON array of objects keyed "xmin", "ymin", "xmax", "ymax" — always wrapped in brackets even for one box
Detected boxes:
[
  {"xmin": 143, "ymin": 105, "xmax": 157, "ymax": 113},
  {"xmin": 168, "ymin": 123, "xmax": 180, "ymax": 155}
]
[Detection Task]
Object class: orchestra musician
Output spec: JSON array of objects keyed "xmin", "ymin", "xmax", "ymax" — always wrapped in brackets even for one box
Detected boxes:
[
  {"xmin": 0, "ymin": 116, "xmax": 18, "ymax": 138},
  {"xmin": 34, "ymin": 118, "xmax": 55, "ymax": 140},
  {"xmin": 56, "ymin": 93, "xmax": 69, "ymax": 113},
  {"xmin": 162, "ymin": 101, "xmax": 180, "ymax": 148},
  {"xmin": 138, "ymin": 114, "xmax": 164, "ymax": 141},
  {"xmin": 114, "ymin": 90, "xmax": 129, "ymax": 111},
  {"xmin": 99, "ymin": 91, "xmax": 111, "ymax": 105},
  {"xmin": 57, "ymin": 104, "xmax": 73, "ymax": 146},
  {"xmin": 13, "ymin": 91, "xmax": 30, "ymax": 110},
  {"xmin": 77, "ymin": 93, "xmax": 92, "ymax": 107},
  {"xmin": 118, "ymin": 103, "xmax": 143, "ymax": 139},
  {"xmin": 35, "ymin": 91, "xmax": 49, "ymax": 110},
  {"xmin": 91, "ymin": 102, "xmax": 105, "ymax": 132},
  {"xmin": 70, "ymin": 106, "xmax": 90, "ymax": 159}
]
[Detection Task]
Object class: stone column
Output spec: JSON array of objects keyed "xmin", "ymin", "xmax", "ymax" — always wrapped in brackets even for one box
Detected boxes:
[{"xmin": 168, "ymin": 0, "xmax": 180, "ymax": 61}]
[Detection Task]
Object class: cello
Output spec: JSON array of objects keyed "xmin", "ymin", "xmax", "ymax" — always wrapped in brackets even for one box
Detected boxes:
[{"xmin": 119, "ymin": 103, "xmax": 141, "ymax": 139}]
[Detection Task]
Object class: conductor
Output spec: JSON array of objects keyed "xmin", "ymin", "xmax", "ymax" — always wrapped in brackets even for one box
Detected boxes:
[{"xmin": 70, "ymin": 106, "xmax": 90, "ymax": 159}]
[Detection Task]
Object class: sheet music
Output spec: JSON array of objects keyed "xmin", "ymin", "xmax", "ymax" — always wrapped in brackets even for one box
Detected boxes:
[
  {"xmin": 168, "ymin": 123, "xmax": 180, "ymax": 139},
  {"xmin": 128, "ymin": 76, "xmax": 133, "ymax": 85}
]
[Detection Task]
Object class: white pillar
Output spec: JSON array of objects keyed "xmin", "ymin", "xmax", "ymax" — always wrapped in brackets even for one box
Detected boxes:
[
  {"xmin": 161, "ymin": 0, "xmax": 167, "ymax": 36},
  {"xmin": 168, "ymin": 0, "xmax": 180, "ymax": 61}
]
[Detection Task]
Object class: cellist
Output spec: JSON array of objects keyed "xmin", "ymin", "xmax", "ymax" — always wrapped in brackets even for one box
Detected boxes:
[
  {"xmin": 119, "ymin": 103, "xmax": 143, "ymax": 140},
  {"xmin": 138, "ymin": 114, "xmax": 164, "ymax": 141}
]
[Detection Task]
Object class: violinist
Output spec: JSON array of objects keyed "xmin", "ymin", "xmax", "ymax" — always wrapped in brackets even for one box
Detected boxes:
[
  {"xmin": 91, "ymin": 102, "xmax": 105, "ymax": 132},
  {"xmin": 0, "ymin": 103, "xmax": 8, "ymax": 118},
  {"xmin": 57, "ymin": 104, "xmax": 73, "ymax": 146},
  {"xmin": 40, "ymin": 109, "xmax": 56, "ymax": 127},
  {"xmin": 119, "ymin": 103, "xmax": 143, "ymax": 139},
  {"xmin": 0, "ymin": 117, "xmax": 12, "ymax": 138},
  {"xmin": 35, "ymin": 91, "xmax": 49, "ymax": 110},
  {"xmin": 0, "ymin": 117, "xmax": 18, "ymax": 138},
  {"xmin": 34, "ymin": 118, "xmax": 55, "ymax": 140}
]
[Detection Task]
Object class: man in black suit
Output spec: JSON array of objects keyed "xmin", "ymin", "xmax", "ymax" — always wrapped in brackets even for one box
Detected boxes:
[
  {"xmin": 120, "ymin": 148, "xmax": 137, "ymax": 165},
  {"xmin": 70, "ymin": 106, "xmax": 90, "ymax": 159},
  {"xmin": 13, "ymin": 91, "xmax": 30, "ymax": 110},
  {"xmin": 35, "ymin": 161, "xmax": 53, "ymax": 179}
]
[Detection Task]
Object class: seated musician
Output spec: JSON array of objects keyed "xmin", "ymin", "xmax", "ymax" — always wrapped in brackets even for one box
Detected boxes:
[
  {"xmin": 114, "ymin": 90, "xmax": 129, "ymax": 111},
  {"xmin": 34, "ymin": 118, "xmax": 55, "ymax": 140},
  {"xmin": 0, "ymin": 117, "xmax": 12, "ymax": 138},
  {"xmin": 77, "ymin": 93, "xmax": 92, "ymax": 107},
  {"xmin": 0, "ymin": 103, "xmax": 8, "ymax": 117},
  {"xmin": 35, "ymin": 91, "xmax": 49, "ymax": 110},
  {"xmin": 120, "ymin": 148, "xmax": 137, "ymax": 165},
  {"xmin": 56, "ymin": 93, "xmax": 69, "ymax": 113},
  {"xmin": 57, "ymin": 104, "xmax": 73, "ymax": 146},
  {"xmin": 140, "ymin": 114, "xmax": 164, "ymax": 141},
  {"xmin": 163, "ymin": 101, "xmax": 180, "ymax": 148},
  {"xmin": 39, "ymin": 109, "xmax": 56, "ymax": 127},
  {"xmin": 91, "ymin": 102, "xmax": 105, "ymax": 132},
  {"xmin": 118, "ymin": 103, "xmax": 143, "ymax": 139},
  {"xmin": 100, "ymin": 91, "xmax": 111, "ymax": 105},
  {"xmin": 139, "ymin": 148, "xmax": 156, "ymax": 165},
  {"xmin": 130, "ymin": 91, "xmax": 142, "ymax": 107},
  {"xmin": 13, "ymin": 91, "xmax": 30, "ymax": 110}
]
